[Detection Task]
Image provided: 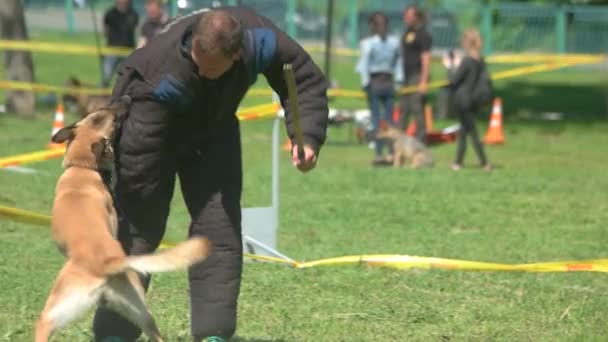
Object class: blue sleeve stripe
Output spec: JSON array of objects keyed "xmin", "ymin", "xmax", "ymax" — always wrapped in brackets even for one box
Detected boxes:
[
  {"xmin": 152, "ymin": 74, "xmax": 193, "ymax": 110},
  {"xmin": 254, "ymin": 28, "xmax": 277, "ymax": 73},
  {"xmin": 246, "ymin": 28, "xmax": 277, "ymax": 85}
]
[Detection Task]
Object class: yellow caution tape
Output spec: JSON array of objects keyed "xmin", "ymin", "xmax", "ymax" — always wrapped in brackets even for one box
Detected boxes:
[
  {"xmin": 486, "ymin": 53, "xmax": 604, "ymax": 65},
  {"xmin": 0, "ymin": 147, "xmax": 65, "ymax": 168},
  {"xmin": 0, "ymin": 57, "xmax": 593, "ymax": 99},
  {"xmin": 490, "ymin": 61, "xmax": 577, "ymax": 81},
  {"xmin": 327, "ymin": 61, "xmax": 579, "ymax": 97},
  {"xmin": 0, "ymin": 205, "xmax": 54, "ymax": 227},
  {"xmin": 304, "ymin": 43, "xmax": 606, "ymax": 64},
  {"xmin": 0, "ymin": 40, "xmax": 356, "ymax": 58},
  {"xmin": 0, "ymin": 39, "xmax": 132, "ymax": 57},
  {"xmin": 328, "ymin": 88, "xmax": 367, "ymax": 98},
  {"xmin": 0, "ymin": 204, "xmax": 297, "ymax": 265},
  {"xmin": 244, "ymin": 60, "xmax": 591, "ymax": 98},
  {"xmin": 0, "ymin": 79, "xmax": 279, "ymax": 98},
  {"xmin": 294, "ymin": 254, "xmax": 608, "ymax": 273},
  {"xmin": 1, "ymin": 204, "xmax": 607, "ymax": 273},
  {"xmin": 0, "ymin": 102, "xmax": 279, "ymax": 169},
  {"xmin": 1, "ymin": 39, "xmax": 604, "ymax": 65},
  {"xmin": 0, "ymin": 79, "xmax": 112, "ymax": 96},
  {"xmin": 237, "ymin": 102, "xmax": 280, "ymax": 120},
  {"xmin": 243, "ymin": 253, "xmax": 298, "ymax": 266}
]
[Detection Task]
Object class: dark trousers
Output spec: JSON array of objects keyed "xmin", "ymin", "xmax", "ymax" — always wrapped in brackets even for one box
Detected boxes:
[
  {"xmin": 93, "ymin": 118, "xmax": 244, "ymax": 341},
  {"xmin": 399, "ymin": 74, "xmax": 427, "ymax": 142},
  {"xmin": 368, "ymin": 74, "xmax": 396, "ymax": 156},
  {"xmin": 455, "ymin": 109, "xmax": 488, "ymax": 166},
  {"xmin": 101, "ymin": 55, "xmax": 126, "ymax": 88}
]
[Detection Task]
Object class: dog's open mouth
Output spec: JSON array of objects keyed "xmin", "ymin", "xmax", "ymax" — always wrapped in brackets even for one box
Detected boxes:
[{"xmin": 97, "ymin": 137, "xmax": 115, "ymax": 169}]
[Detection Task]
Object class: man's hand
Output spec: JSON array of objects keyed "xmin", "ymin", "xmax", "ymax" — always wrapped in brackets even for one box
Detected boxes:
[
  {"xmin": 291, "ymin": 144, "xmax": 317, "ymax": 173},
  {"xmin": 418, "ymin": 81, "xmax": 428, "ymax": 95}
]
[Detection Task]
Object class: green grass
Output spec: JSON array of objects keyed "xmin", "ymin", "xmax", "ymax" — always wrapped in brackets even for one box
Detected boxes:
[{"xmin": 1, "ymin": 31, "xmax": 608, "ymax": 341}]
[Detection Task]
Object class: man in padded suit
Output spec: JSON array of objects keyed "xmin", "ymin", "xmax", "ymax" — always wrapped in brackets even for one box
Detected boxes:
[{"xmin": 93, "ymin": 6, "xmax": 329, "ymax": 342}]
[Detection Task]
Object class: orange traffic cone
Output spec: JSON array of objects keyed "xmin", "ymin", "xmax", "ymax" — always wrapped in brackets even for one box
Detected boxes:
[
  {"xmin": 484, "ymin": 97, "xmax": 505, "ymax": 144},
  {"xmin": 406, "ymin": 121, "xmax": 416, "ymax": 136},
  {"xmin": 424, "ymin": 104, "xmax": 434, "ymax": 133},
  {"xmin": 392, "ymin": 105, "xmax": 400, "ymax": 124},
  {"xmin": 48, "ymin": 102, "xmax": 66, "ymax": 149}
]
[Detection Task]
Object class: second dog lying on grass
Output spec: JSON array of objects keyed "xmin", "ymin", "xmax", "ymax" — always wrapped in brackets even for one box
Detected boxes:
[
  {"xmin": 376, "ymin": 126, "xmax": 435, "ymax": 169},
  {"xmin": 63, "ymin": 76, "xmax": 111, "ymax": 119}
]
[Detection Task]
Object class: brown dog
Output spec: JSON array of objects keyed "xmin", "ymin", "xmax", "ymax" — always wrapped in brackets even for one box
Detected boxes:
[
  {"xmin": 63, "ymin": 76, "xmax": 111, "ymax": 118},
  {"xmin": 35, "ymin": 95, "xmax": 212, "ymax": 342},
  {"xmin": 376, "ymin": 125, "xmax": 435, "ymax": 169}
]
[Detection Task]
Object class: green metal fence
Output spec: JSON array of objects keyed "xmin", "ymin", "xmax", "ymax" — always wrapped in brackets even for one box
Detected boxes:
[{"xmin": 21, "ymin": 0, "xmax": 608, "ymax": 54}]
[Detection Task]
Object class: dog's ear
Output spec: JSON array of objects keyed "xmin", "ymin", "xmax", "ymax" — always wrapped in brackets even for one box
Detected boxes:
[
  {"xmin": 51, "ymin": 124, "xmax": 76, "ymax": 143},
  {"xmin": 65, "ymin": 76, "xmax": 80, "ymax": 87},
  {"xmin": 91, "ymin": 137, "xmax": 108, "ymax": 159}
]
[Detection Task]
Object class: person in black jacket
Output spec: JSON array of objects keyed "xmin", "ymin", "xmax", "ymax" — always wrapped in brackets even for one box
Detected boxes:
[
  {"xmin": 92, "ymin": 7, "xmax": 329, "ymax": 342},
  {"xmin": 137, "ymin": 0, "xmax": 169, "ymax": 48},
  {"xmin": 102, "ymin": 0, "xmax": 139, "ymax": 87},
  {"xmin": 448, "ymin": 28, "xmax": 491, "ymax": 171},
  {"xmin": 400, "ymin": 4, "xmax": 432, "ymax": 142}
]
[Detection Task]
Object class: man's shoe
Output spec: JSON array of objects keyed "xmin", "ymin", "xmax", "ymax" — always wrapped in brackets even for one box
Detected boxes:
[
  {"xmin": 206, "ymin": 337, "xmax": 227, "ymax": 342},
  {"xmin": 450, "ymin": 163, "xmax": 462, "ymax": 171}
]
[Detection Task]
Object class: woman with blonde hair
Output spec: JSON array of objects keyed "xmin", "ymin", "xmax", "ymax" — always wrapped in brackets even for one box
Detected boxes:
[{"xmin": 448, "ymin": 28, "xmax": 492, "ymax": 171}]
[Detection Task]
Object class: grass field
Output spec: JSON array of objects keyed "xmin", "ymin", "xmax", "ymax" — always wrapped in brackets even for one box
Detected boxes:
[{"xmin": 1, "ymin": 30, "xmax": 608, "ymax": 341}]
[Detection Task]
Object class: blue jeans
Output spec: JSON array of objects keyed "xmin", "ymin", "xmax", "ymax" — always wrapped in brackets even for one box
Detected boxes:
[
  {"xmin": 101, "ymin": 55, "xmax": 126, "ymax": 88},
  {"xmin": 368, "ymin": 86, "xmax": 395, "ymax": 156}
]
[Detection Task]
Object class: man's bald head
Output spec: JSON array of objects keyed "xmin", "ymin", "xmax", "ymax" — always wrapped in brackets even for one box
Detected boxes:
[{"xmin": 193, "ymin": 10, "xmax": 243, "ymax": 58}]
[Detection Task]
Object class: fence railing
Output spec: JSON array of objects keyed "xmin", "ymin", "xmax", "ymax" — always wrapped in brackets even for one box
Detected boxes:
[{"xmin": 22, "ymin": 0, "xmax": 608, "ymax": 55}]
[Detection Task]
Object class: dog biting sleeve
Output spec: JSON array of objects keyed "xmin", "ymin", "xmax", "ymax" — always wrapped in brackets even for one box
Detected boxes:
[{"xmin": 115, "ymin": 95, "xmax": 176, "ymax": 200}]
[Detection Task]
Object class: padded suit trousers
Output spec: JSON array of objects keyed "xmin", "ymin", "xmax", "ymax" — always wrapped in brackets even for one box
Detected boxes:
[{"xmin": 93, "ymin": 117, "xmax": 244, "ymax": 340}]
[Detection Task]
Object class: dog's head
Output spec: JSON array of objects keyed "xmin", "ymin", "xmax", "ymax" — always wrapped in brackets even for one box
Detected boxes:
[
  {"xmin": 64, "ymin": 76, "xmax": 83, "ymax": 88},
  {"xmin": 52, "ymin": 95, "xmax": 132, "ymax": 170},
  {"xmin": 375, "ymin": 125, "xmax": 403, "ymax": 141}
]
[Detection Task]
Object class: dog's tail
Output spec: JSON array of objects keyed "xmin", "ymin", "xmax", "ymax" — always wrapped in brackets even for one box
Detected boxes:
[{"xmin": 103, "ymin": 237, "xmax": 212, "ymax": 276}]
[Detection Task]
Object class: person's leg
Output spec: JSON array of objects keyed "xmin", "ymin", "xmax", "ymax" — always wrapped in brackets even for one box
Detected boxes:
[
  {"xmin": 93, "ymin": 95, "xmax": 178, "ymax": 342},
  {"xmin": 101, "ymin": 56, "xmax": 115, "ymax": 88},
  {"xmin": 177, "ymin": 118, "xmax": 243, "ymax": 341},
  {"xmin": 412, "ymin": 92, "xmax": 426, "ymax": 143},
  {"xmin": 93, "ymin": 174, "xmax": 176, "ymax": 342},
  {"xmin": 382, "ymin": 89, "xmax": 396, "ymax": 156},
  {"xmin": 102, "ymin": 55, "xmax": 123, "ymax": 87},
  {"xmin": 368, "ymin": 87, "xmax": 383, "ymax": 158},
  {"xmin": 437, "ymin": 87, "xmax": 449, "ymax": 120},
  {"xmin": 454, "ymin": 110, "xmax": 473, "ymax": 167},
  {"xmin": 468, "ymin": 112, "xmax": 489, "ymax": 167},
  {"xmin": 399, "ymin": 89, "xmax": 412, "ymax": 131}
]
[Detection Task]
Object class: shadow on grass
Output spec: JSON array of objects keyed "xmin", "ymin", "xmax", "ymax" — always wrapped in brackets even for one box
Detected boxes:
[{"xmin": 497, "ymin": 81, "xmax": 607, "ymax": 125}]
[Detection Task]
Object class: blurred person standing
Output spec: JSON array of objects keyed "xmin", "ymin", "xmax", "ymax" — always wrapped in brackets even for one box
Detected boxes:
[
  {"xmin": 137, "ymin": 0, "xmax": 169, "ymax": 48},
  {"xmin": 448, "ymin": 28, "xmax": 492, "ymax": 171},
  {"xmin": 437, "ymin": 49, "xmax": 462, "ymax": 119},
  {"xmin": 102, "ymin": 0, "xmax": 139, "ymax": 87},
  {"xmin": 400, "ymin": 4, "xmax": 431, "ymax": 142},
  {"xmin": 356, "ymin": 12, "xmax": 403, "ymax": 165}
]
